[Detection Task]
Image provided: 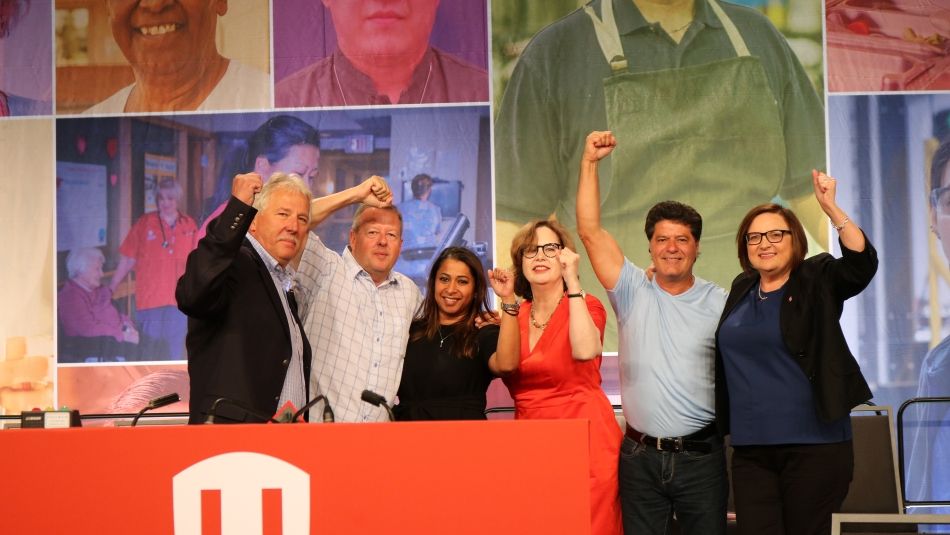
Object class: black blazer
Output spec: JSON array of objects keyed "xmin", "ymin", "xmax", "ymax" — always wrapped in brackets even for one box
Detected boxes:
[
  {"xmin": 176, "ymin": 197, "xmax": 311, "ymax": 424},
  {"xmin": 714, "ymin": 233, "xmax": 878, "ymax": 436}
]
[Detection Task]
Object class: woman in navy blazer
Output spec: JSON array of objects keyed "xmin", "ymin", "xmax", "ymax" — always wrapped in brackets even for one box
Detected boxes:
[{"xmin": 715, "ymin": 170, "xmax": 878, "ymax": 535}]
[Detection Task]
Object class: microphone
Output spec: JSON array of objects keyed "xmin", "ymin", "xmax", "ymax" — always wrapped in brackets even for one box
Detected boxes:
[
  {"xmin": 204, "ymin": 397, "xmax": 279, "ymax": 424},
  {"xmin": 292, "ymin": 395, "xmax": 335, "ymax": 423},
  {"xmin": 360, "ymin": 389, "xmax": 395, "ymax": 422},
  {"xmin": 131, "ymin": 392, "xmax": 180, "ymax": 427}
]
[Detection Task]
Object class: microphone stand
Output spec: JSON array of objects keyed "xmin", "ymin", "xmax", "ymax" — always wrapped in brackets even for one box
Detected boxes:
[
  {"xmin": 131, "ymin": 392, "xmax": 181, "ymax": 427},
  {"xmin": 292, "ymin": 395, "xmax": 335, "ymax": 423},
  {"xmin": 204, "ymin": 398, "xmax": 279, "ymax": 424},
  {"xmin": 360, "ymin": 389, "xmax": 395, "ymax": 422}
]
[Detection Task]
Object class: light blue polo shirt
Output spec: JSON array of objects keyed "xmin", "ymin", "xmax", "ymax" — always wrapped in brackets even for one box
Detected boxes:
[{"xmin": 608, "ymin": 259, "xmax": 727, "ymax": 437}]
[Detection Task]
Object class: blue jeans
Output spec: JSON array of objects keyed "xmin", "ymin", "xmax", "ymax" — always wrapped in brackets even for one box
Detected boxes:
[{"xmin": 619, "ymin": 433, "xmax": 728, "ymax": 535}]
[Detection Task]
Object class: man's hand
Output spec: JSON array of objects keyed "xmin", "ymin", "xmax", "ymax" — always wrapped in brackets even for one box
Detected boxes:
[
  {"xmin": 232, "ymin": 173, "xmax": 263, "ymax": 206},
  {"xmin": 475, "ymin": 311, "xmax": 501, "ymax": 328},
  {"xmin": 360, "ymin": 175, "xmax": 393, "ymax": 207},
  {"xmin": 644, "ymin": 262, "xmax": 656, "ymax": 282},
  {"xmin": 582, "ymin": 131, "xmax": 617, "ymax": 163}
]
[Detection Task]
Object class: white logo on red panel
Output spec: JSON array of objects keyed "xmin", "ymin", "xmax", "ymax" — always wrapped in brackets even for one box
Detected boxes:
[{"xmin": 172, "ymin": 452, "xmax": 309, "ymax": 535}]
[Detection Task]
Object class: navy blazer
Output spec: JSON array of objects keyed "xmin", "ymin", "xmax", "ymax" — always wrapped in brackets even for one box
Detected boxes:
[
  {"xmin": 714, "ymin": 233, "xmax": 878, "ymax": 436},
  {"xmin": 177, "ymin": 196, "xmax": 311, "ymax": 424}
]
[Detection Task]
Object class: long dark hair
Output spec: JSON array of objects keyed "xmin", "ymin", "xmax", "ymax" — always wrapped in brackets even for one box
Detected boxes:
[
  {"xmin": 411, "ymin": 247, "xmax": 491, "ymax": 359},
  {"xmin": 206, "ymin": 115, "xmax": 320, "ymax": 216}
]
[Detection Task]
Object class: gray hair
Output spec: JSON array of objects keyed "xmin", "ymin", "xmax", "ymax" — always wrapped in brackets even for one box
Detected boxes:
[
  {"xmin": 253, "ymin": 172, "xmax": 313, "ymax": 215},
  {"xmin": 66, "ymin": 247, "xmax": 105, "ymax": 279}
]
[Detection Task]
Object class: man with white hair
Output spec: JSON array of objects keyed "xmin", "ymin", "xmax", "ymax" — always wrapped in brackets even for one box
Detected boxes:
[{"xmin": 177, "ymin": 172, "xmax": 312, "ymax": 424}]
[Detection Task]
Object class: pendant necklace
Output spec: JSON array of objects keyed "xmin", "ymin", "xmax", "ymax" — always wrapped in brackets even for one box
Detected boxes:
[
  {"xmin": 437, "ymin": 326, "xmax": 451, "ymax": 348},
  {"xmin": 530, "ymin": 296, "xmax": 563, "ymax": 330}
]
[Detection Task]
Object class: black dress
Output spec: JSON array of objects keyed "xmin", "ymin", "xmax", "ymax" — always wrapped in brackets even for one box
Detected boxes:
[{"xmin": 394, "ymin": 322, "xmax": 500, "ymax": 421}]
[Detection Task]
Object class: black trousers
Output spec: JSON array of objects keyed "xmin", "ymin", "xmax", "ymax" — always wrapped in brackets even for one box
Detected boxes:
[{"xmin": 731, "ymin": 440, "xmax": 853, "ymax": 535}]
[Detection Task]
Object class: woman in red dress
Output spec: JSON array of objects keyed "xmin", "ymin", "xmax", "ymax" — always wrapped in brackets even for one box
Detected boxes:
[{"xmin": 502, "ymin": 219, "xmax": 623, "ymax": 535}]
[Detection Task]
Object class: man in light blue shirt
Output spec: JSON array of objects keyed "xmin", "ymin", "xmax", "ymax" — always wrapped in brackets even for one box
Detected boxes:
[{"xmin": 576, "ymin": 131, "xmax": 728, "ymax": 535}]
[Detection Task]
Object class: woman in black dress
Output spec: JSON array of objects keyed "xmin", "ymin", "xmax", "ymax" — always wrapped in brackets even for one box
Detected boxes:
[{"xmin": 394, "ymin": 246, "xmax": 519, "ymax": 420}]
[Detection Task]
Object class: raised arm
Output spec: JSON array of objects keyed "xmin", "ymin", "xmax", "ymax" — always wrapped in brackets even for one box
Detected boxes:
[
  {"xmin": 487, "ymin": 267, "xmax": 520, "ymax": 375},
  {"xmin": 812, "ymin": 170, "xmax": 865, "ymax": 253},
  {"xmin": 308, "ymin": 175, "xmax": 393, "ymax": 229},
  {"xmin": 176, "ymin": 173, "xmax": 260, "ymax": 318},
  {"xmin": 576, "ymin": 131, "xmax": 625, "ymax": 290},
  {"xmin": 560, "ymin": 247, "xmax": 603, "ymax": 360}
]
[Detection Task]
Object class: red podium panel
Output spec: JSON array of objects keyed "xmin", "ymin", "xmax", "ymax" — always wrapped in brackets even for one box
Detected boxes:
[{"xmin": 0, "ymin": 420, "xmax": 590, "ymax": 535}]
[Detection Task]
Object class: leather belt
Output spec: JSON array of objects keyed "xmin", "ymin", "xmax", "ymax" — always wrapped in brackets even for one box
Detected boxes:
[{"xmin": 625, "ymin": 423, "xmax": 715, "ymax": 453}]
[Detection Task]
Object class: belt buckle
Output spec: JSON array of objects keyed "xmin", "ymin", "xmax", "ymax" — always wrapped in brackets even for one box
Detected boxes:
[{"xmin": 656, "ymin": 437, "xmax": 684, "ymax": 452}]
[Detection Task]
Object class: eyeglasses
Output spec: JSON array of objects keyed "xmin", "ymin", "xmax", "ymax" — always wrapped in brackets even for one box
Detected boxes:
[
  {"xmin": 523, "ymin": 242, "xmax": 563, "ymax": 258},
  {"xmin": 931, "ymin": 185, "xmax": 950, "ymax": 216},
  {"xmin": 745, "ymin": 229, "xmax": 791, "ymax": 245}
]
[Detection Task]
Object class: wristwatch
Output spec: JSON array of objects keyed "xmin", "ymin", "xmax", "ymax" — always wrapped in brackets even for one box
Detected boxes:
[{"xmin": 567, "ymin": 290, "xmax": 586, "ymax": 299}]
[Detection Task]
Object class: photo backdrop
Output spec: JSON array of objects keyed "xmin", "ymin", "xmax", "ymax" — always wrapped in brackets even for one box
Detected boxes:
[{"xmin": 0, "ymin": 0, "xmax": 946, "ymax": 504}]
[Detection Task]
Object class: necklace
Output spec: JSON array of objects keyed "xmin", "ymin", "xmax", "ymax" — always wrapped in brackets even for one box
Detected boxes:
[
  {"xmin": 758, "ymin": 275, "xmax": 790, "ymax": 301},
  {"xmin": 333, "ymin": 57, "xmax": 433, "ymax": 106},
  {"xmin": 669, "ymin": 19, "xmax": 693, "ymax": 34},
  {"xmin": 437, "ymin": 325, "xmax": 452, "ymax": 348},
  {"xmin": 530, "ymin": 296, "xmax": 563, "ymax": 330}
]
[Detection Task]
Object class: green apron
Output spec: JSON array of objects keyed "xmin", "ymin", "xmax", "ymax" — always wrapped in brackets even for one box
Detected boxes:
[{"xmin": 580, "ymin": 0, "xmax": 788, "ymax": 349}]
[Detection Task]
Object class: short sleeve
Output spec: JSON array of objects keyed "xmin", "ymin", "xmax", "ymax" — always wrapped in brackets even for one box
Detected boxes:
[
  {"xmin": 606, "ymin": 258, "xmax": 647, "ymax": 324},
  {"xmin": 476, "ymin": 324, "xmax": 501, "ymax": 367},
  {"xmin": 118, "ymin": 216, "xmax": 146, "ymax": 259},
  {"xmin": 585, "ymin": 294, "xmax": 607, "ymax": 340}
]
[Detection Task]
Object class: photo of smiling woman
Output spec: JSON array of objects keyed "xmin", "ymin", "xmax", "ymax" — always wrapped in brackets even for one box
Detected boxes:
[
  {"xmin": 715, "ymin": 170, "xmax": 878, "ymax": 535},
  {"xmin": 393, "ymin": 246, "xmax": 519, "ymax": 421}
]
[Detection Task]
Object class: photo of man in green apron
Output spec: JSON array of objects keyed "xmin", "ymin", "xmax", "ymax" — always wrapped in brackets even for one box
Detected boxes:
[{"xmin": 493, "ymin": 0, "xmax": 825, "ymax": 350}]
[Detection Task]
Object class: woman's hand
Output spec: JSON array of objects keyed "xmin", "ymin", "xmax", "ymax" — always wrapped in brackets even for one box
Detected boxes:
[
  {"xmin": 813, "ymin": 169, "xmax": 866, "ymax": 252},
  {"xmin": 812, "ymin": 169, "xmax": 838, "ymax": 215},
  {"xmin": 559, "ymin": 247, "xmax": 582, "ymax": 290},
  {"xmin": 488, "ymin": 267, "xmax": 515, "ymax": 300}
]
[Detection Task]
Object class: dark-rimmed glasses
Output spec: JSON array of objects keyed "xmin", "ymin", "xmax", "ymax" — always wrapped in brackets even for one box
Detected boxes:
[
  {"xmin": 745, "ymin": 229, "xmax": 791, "ymax": 245},
  {"xmin": 523, "ymin": 242, "xmax": 563, "ymax": 258}
]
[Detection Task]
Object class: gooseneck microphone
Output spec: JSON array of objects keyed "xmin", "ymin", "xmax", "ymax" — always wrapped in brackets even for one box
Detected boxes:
[
  {"xmin": 131, "ymin": 392, "xmax": 181, "ymax": 427},
  {"xmin": 292, "ymin": 395, "xmax": 335, "ymax": 423},
  {"xmin": 360, "ymin": 389, "xmax": 395, "ymax": 422},
  {"xmin": 204, "ymin": 397, "xmax": 279, "ymax": 424}
]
